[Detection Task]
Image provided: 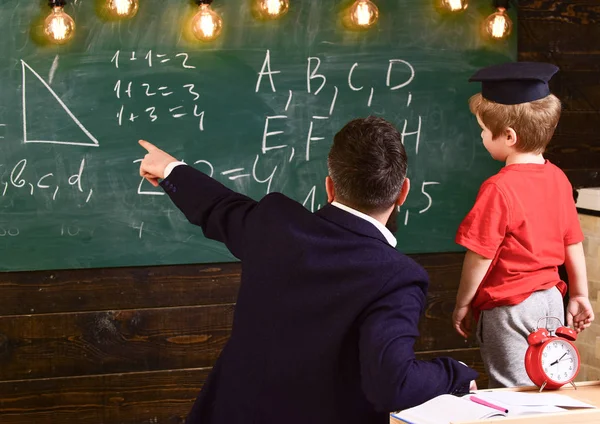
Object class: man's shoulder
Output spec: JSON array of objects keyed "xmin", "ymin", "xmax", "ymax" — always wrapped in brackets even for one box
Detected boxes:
[{"xmin": 384, "ymin": 251, "xmax": 430, "ymax": 284}]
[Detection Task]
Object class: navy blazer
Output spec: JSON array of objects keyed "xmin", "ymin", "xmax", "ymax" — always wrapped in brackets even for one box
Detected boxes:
[{"xmin": 160, "ymin": 165, "xmax": 477, "ymax": 424}]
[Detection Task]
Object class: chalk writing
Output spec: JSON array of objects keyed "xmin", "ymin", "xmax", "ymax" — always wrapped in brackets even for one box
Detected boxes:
[
  {"xmin": 0, "ymin": 227, "xmax": 19, "ymax": 237},
  {"xmin": 419, "ymin": 182, "xmax": 441, "ymax": 214},
  {"xmin": 1, "ymin": 46, "xmax": 447, "ymax": 267},
  {"xmin": 111, "ymin": 51, "xmax": 197, "ymax": 70},
  {"xmin": 21, "ymin": 60, "xmax": 99, "ymax": 147}
]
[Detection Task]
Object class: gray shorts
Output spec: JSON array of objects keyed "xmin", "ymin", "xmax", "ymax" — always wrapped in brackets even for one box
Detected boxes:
[{"xmin": 476, "ymin": 286, "xmax": 564, "ymax": 388}]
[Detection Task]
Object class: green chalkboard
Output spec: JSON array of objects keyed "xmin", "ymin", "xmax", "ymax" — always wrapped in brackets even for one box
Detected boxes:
[{"xmin": 0, "ymin": 0, "xmax": 516, "ymax": 272}]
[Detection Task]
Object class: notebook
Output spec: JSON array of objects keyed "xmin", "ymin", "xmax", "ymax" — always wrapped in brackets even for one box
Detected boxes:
[
  {"xmin": 391, "ymin": 391, "xmax": 595, "ymax": 423},
  {"xmin": 391, "ymin": 394, "xmax": 506, "ymax": 424}
]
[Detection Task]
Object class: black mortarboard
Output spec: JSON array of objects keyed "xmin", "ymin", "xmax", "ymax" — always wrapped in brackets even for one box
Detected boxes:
[{"xmin": 469, "ymin": 62, "xmax": 559, "ymax": 105}]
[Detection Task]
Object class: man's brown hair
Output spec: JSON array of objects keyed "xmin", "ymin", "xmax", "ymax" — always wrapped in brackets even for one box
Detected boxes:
[{"xmin": 328, "ymin": 116, "xmax": 407, "ymax": 214}]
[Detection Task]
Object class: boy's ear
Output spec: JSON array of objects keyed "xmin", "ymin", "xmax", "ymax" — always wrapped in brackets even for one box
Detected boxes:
[{"xmin": 505, "ymin": 127, "xmax": 518, "ymax": 147}]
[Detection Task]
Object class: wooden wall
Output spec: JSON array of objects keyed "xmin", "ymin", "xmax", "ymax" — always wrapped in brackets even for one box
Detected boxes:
[
  {"xmin": 522, "ymin": 0, "xmax": 600, "ymax": 188},
  {"xmin": 1, "ymin": 1, "xmax": 599, "ymax": 423}
]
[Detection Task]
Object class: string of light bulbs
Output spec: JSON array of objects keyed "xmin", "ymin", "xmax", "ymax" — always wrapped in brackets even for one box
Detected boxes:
[{"xmin": 42, "ymin": 0, "xmax": 512, "ymax": 45}]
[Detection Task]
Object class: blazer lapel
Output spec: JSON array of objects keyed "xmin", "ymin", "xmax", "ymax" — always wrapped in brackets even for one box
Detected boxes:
[{"xmin": 315, "ymin": 204, "xmax": 390, "ymax": 245}]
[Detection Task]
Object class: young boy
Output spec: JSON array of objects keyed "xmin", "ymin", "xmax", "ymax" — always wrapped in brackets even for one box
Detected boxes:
[{"xmin": 452, "ymin": 62, "xmax": 595, "ymax": 388}]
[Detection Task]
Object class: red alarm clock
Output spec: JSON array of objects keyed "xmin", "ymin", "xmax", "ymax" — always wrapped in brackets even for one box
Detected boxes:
[{"xmin": 525, "ymin": 317, "xmax": 580, "ymax": 392}]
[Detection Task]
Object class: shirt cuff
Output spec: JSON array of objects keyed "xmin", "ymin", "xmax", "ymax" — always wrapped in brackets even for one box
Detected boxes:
[{"xmin": 164, "ymin": 161, "xmax": 186, "ymax": 178}]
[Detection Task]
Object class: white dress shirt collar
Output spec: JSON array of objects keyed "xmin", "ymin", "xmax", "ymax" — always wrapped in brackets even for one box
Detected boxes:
[{"xmin": 331, "ymin": 202, "xmax": 397, "ymax": 247}]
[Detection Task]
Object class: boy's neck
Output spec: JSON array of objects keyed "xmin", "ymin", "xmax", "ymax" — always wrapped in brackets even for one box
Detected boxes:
[{"xmin": 505, "ymin": 151, "xmax": 545, "ymax": 166}]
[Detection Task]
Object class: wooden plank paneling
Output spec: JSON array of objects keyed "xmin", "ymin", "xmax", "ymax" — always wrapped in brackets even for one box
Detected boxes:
[
  {"xmin": 0, "ymin": 368, "xmax": 209, "ymax": 424},
  {"xmin": 411, "ymin": 253, "xmax": 479, "ymax": 351},
  {"xmin": 0, "ymin": 358, "xmax": 486, "ymax": 424},
  {"xmin": 550, "ymin": 111, "xmax": 600, "ymax": 188},
  {"xmin": 519, "ymin": 52, "xmax": 600, "ymax": 72},
  {"xmin": 546, "ymin": 141, "xmax": 600, "ymax": 171},
  {"xmin": 563, "ymin": 170, "xmax": 600, "ymax": 189},
  {"xmin": 519, "ymin": 0, "xmax": 600, "ymax": 190},
  {"xmin": 555, "ymin": 112, "xmax": 600, "ymax": 137},
  {"xmin": 0, "ymin": 280, "xmax": 475, "ymax": 382},
  {"xmin": 551, "ymin": 72, "xmax": 600, "ymax": 112},
  {"xmin": 0, "ymin": 254, "xmax": 472, "ymax": 382},
  {"xmin": 519, "ymin": 0, "xmax": 600, "ymax": 189},
  {"xmin": 519, "ymin": 1, "xmax": 600, "ymax": 54},
  {"xmin": 0, "ymin": 254, "xmax": 464, "ymax": 319},
  {"xmin": 0, "ymin": 306, "xmax": 233, "ymax": 381},
  {"xmin": 417, "ymin": 292, "xmax": 477, "ymax": 351},
  {"xmin": 518, "ymin": 0, "xmax": 600, "ymax": 24},
  {"xmin": 0, "ymin": 263, "xmax": 241, "ymax": 316},
  {"xmin": 411, "ymin": 253, "xmax": 464, "ymax": 292}
]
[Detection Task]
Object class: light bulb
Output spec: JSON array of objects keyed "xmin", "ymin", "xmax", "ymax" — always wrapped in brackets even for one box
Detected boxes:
[
  {"xmin": 484, "ymin": 7, "xmax": 512, "ymax": 40},
  {"xmin": 440, "ymin": 0, "xmax": 468, "ymax": 12},
  {"xmin": 44, "ymin": 6, "xmax": 76, "ymax": 44},
  {"xmin": 256, "ymin": 0, "xmax": 289, "ymax": 19},
  {"xmin": 348, "ymin": 0, "xmax": 379, "ymax": 29},
  {"xmin": 191, "ymin": 3, "xmax": 223, "ymax": 41},
  {"xmin": 106, "ymin": 0, "xmax": 139, "ymax": 19}
]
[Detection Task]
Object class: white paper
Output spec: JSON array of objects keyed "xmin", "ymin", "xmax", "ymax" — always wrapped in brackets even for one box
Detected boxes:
[
  {"xmin": 475, "ymin": 391, "xmax": 596, "ymax": 408},
  {"xmin": 391, "ymin": 394, "xmax": 506, "ymax": 424},
  {"xmin": 506, "ymin": 405, "xmax": 567, "ymax": 416}
]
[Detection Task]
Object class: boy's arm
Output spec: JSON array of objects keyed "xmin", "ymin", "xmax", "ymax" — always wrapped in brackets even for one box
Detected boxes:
[
  {"xmin": 452, "ymin": 250, "xmax": 492, "ymax": 338},
  {"xmin": 564, "ymin": 242, "xmax": 595, "ymax": 332},
  {"xmin": 453, "ymin": 182, "xmax": 508, "ymax": 338}
]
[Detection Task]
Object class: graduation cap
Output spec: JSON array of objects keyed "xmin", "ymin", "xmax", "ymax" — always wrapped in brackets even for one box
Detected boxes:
[{"xmin": 469, "ymin": 61, "xmax": 559, "ymax": 105}]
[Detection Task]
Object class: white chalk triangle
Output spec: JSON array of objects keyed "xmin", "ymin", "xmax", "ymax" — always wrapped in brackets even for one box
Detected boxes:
[{"xmin": 21, "ymin": 59, "xmax": 99, "ymax": 147}]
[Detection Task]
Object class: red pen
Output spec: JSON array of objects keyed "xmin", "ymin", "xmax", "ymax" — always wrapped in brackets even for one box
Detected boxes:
[{"xmin": 469, "ymin": 395, "xmax": 509, "ymax": 413}]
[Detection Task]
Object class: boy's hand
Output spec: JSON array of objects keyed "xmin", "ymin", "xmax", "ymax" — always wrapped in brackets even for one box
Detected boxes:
[
  {"xmin": 138, "ymin": 140, "xmax": 177, "ymax": 187},
  {"xmin": 452, "ymin": 304, "xmax": 473, "ymax": 339},
  {"xmin": 567, "ymin": 296, "xmax": 595, "ymax": 333}
]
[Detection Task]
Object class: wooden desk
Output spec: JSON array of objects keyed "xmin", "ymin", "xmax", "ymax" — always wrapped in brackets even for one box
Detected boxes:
[{"xmin": 390, "ymin": 381, "xmax": 600, "ymax": 424}]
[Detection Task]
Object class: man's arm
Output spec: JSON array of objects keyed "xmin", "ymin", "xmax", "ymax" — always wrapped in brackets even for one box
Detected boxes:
[
  {"xmin": 452, "ymin": 250, "xmax": 492, "ymax": 338},
  {"xmin": 358, "ymin": 275, "xmax": 478, "ymax": 412},
  {"xmin": 139, "ymin": 140, "xmax": 257, "ymax": 259},
  {"xmin": 564, "ymin": 242, "xmax": 595, "ymax": 332}
]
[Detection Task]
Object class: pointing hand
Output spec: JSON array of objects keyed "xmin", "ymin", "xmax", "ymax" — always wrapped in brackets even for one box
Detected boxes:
[{"xmin": 138, "ymin": 140, "xmax": 177, "ymax": 187}]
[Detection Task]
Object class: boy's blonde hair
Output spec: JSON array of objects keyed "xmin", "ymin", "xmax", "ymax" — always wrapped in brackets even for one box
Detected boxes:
[{"xmin": 468, "ymin": 93, "xmax": 562, "ymax": 153}]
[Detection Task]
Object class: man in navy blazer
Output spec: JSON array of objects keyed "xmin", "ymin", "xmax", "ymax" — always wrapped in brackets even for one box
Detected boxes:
[{"xmin": 139, "ymin": 117, "xmax": 478, "ymax": 424}]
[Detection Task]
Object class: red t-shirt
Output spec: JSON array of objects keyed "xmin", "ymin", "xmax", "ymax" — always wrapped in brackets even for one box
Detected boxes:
[{"xmin": 456, "ymin": 160, "xmax": 583, "ymax": 319}]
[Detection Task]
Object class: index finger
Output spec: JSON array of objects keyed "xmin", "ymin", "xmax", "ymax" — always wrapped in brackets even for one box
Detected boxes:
[{"xmin": 138, "ymin": 139, "xmax": 157, "ymax": 152}]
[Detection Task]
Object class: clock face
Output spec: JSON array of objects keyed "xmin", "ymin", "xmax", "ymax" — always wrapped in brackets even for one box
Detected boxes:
[{"xmin": 540, "ymin": 339, "xmax": 579, "ymax": 383}]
